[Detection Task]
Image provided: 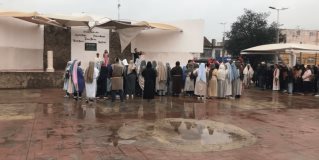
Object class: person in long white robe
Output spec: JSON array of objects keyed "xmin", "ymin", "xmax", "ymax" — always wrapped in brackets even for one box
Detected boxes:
[
  {"xmin": 156, "ymin": 61, "xmax": 167, "ymax": 96},
  {"xmin": 193, "ymin": 63, "xmax": 207, "ymax": 100},
  {"xmin": 273, "ymin": 64, "xmax": 280, "ymax": 91},
  {"xmin": 225, "ymin": 63, "xmax": 233, "ymax": 97},
  {"xmin": 217, "ymin": 63, "xmax": 226, "ymax": 98},
  {"xmin": 184, "ymin": 62, "xmax": 195, "ymax": 95},
  {"xmin": 85, "ymin": 61, "xmax": 100, "ymax": 101},
  {"xmin": 63, "ymin": 61, "xmax": 73, "ymax": 98},
  {"xmin": 243, "ymin": 64, "xmax": 254, "ymax": 88},
  {"xmin": 232, "ymin": 62, "xmax": 242, "ymax": 98}
]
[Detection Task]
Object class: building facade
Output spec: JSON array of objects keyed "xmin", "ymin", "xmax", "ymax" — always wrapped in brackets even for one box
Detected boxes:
[{"xmin": 280, "ymin": 29, "xmax": 319, "ymax": 65}]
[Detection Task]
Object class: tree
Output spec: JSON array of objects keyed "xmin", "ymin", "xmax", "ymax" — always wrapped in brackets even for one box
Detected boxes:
[{"xmin": 225, "ymin": 9, "xmax": 277, "ymax": 63}]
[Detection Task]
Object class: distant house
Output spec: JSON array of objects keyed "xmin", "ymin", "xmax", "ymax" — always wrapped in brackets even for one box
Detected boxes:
[
  {"xmin": 200, "ymin": 37, "xmax": 213, "ymax": 58},
  {"xmin": 200, "ymin": 37, "xmax": 228, "ymax": 60},
  {"xmin": 280, "ymin": 29, "xmax": 319, "ymax": 65}
]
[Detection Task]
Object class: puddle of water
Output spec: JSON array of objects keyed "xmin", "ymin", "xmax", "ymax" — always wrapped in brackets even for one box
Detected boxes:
[
  {"xmin": 0, "ymin": 103, "xmax": 36, "ymax": 121},
  {"xmin": 115, "ymin": 118, "xmax": 256, "ymax": 152}
]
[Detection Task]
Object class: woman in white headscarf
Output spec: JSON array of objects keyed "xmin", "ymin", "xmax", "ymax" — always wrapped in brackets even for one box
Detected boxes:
[
  {"xmin": 193, "ymin": 63, "xmax": 207, "ymax": 100},
  {"xmin": 217, "ymin": 63, "xmax": 226, "ymax": 98},
  {"xmin": 243, "ymin": 64, "xmax": 254, "ymax": 89},
  {"xmin": 207, "ymin": 64, "xmax": 218, "ymax": 98},
  {"xmin": 84, "ymin": 61, "xmax": 99, "ymax": 102},
  {"xmin": 156, "ymin": 61, "xmax": 167, "ymax": 96},
  {"xmin": 63, "ymin": 61, "xmax": 73, "ymax": 98}
]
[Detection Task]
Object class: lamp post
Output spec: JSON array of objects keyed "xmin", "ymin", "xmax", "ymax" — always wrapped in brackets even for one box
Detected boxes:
[
  {"xmin": 269, "ymin": 6, "xmax": 288, "ymax": 64},
  {"xmin": 220, "ymin": 22, "xmax": 226, "ymax": 62},
  {"xmin": 117, "ymin": 0, "xmax": 121, "ymax": 20},
  {"xmin": 269, "ymin": 6, "xmax": 288, "ymax": 43}
]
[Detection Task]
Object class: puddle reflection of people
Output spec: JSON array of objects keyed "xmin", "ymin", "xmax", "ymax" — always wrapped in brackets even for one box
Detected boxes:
[{"xmin": 183, "ymin": 103, "xmax": 194, "ymax": 119}]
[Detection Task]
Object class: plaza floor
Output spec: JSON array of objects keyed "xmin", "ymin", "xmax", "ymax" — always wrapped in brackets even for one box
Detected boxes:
[{"xmin": 0, "ymin": 88, "xmax": 319, "ymax": 160}]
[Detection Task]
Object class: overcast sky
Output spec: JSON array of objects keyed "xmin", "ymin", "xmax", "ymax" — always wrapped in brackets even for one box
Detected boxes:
[{"xmin": 1, "ymin": 0, "xmax": 319, "ymax": 41}]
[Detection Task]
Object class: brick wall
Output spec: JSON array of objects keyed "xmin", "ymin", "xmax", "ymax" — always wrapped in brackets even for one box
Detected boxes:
[{"xmin": 109, "ymin": 31, "xmax": 132, "ymax": 64}]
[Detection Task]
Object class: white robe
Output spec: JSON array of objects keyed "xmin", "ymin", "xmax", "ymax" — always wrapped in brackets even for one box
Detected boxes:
[
  {"xmin": 193, "ymin": 68, "xmax": 207, "ymax": 96},
  {"xmin": 225, "ymin": 69, "xmax": 232, "ymax": 96},
  {"xmin": 85, "ymin": 68, "xmax": 100, "ymax": 98},
  {"xmin": 273, "ymin": 68, "xmax": 280, "ymax": 91}
]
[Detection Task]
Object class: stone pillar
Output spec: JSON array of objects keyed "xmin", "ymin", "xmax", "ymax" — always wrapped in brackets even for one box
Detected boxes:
[
  {"xmin": 46, "ymin": 51, "xmax": 55, "ymax": 72},
  {"xmin": 274, "ymin": 55, "xmax": 279, "ymax": 64},
  {"xmin": 289, "ymin": 54, "xmax": 297, "ymax": 67}
]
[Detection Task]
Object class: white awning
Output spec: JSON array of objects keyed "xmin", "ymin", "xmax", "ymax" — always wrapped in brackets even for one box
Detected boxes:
[{"xmin": 241, "ymin": 43, "xmax": 319, "ymax": 54}]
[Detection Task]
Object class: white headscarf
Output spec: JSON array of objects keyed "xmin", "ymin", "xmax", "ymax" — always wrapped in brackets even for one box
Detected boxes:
[
  {"xmin": 243, "ymin": 64, "xmax": 254, "ymax": 78},
  {"xmin": 198, "ymin": 63, "xmax": 207, "ymax": 83},
  {"xmin": 217, "ymin": 63, "xmax": 226, "ymax": 80}
]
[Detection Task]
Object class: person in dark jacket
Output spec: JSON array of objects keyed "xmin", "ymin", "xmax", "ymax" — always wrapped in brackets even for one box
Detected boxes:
[
  {"xmin": 96, "ymin": 64, "xmax": 108, "ymax": 98},
  {"xmin": 170, "ymin": 61, "xmax": 183, "ymax": 96},
  {"xmin": 142, "ymin": 62, "xmax": 157, "ymax": 100}
]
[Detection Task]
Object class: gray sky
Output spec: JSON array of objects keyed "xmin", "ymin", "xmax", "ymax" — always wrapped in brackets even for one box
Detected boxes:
[{"xmin": 1, "ymin": 0, "xmax": 319, "ymax": 41}]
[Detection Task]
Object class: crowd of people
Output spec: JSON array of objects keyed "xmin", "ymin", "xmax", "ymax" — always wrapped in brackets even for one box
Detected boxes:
[
  {"xmin": 252, "ymin": 63, "xmax": 319, "ymax": 96},
  {"xmin": 62, "ymin": 49, "xmax": 319, "ymax": 103}
]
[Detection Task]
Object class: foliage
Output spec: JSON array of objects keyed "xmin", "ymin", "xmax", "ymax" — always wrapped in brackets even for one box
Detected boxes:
[{"xmin": 225, "ymin": 9, "xmax": 278, "ymax": 61}]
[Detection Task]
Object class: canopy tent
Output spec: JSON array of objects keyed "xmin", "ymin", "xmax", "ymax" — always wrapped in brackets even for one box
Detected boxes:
[
  {"xmin": 1, "ymin": 10, "xmax": 185, "ymax": 53},
  {"xmin": 241, "ymin": 43, "xmax": 319, "ymax": 54},
  {"xmin": 0, "ymin": 10, "xmax": 95, "ymax": 28},
  {"xmin": 241, "ymin": 43, "xmax": 319, "ymax": 66},
  {"xmin": 96, "ymin": 20, "xmax": 182, "ymax": 31},
  {"xmin": 40, "ymin": 14, "xmax": 94, "ymax": 27},
  {"xmin": 0, "ymin": 10, "xmax": 63, "ymax": 27},
  {"xmin": 96, "ymin": 20, "xmax": 182, "ymax": 52}
]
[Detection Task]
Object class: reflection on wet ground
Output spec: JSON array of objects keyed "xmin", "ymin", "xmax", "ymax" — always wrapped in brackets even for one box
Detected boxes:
[{"xmin": 0, "ymin": 88, "xmax": 319, "ymax": 159}]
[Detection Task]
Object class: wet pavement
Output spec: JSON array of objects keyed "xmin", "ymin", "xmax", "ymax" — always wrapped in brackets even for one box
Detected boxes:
[{"xmin": 0, "ymin": 89, "xmax": 319, "ymax": 160}]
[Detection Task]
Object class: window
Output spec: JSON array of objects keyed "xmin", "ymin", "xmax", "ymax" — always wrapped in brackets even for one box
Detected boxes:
[
  {"xmin": 296, "ymin": 30, "xmax": 301, "ymax": 36},
  {"xmin": 307, "ymin": 57, "xmax": 316, "ymax": 64},
  {"xmin": 310, "ymin": 32, "xmax": 314, "ymax": 36}
]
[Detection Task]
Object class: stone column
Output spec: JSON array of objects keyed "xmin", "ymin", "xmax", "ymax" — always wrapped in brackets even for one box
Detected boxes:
[
  {"xmin": 290, "ymin": 54, "xmax": 297, "ymax": 67},
  {"xmin": 46, "ymin": 50, "xmax": 55, "ymax": 72},
  {"xmin": 274, "ymin": 54, "xmax": 279, "ymax": 64}
]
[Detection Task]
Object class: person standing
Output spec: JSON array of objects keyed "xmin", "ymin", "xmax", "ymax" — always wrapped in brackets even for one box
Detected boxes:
[
  {"xmin": 166, "ymin": 63, "xmax": 172, "ymax": 96},
  {"xmin": 273, "ymin": 64, "xmax": 280, "ymax": 91},
  {"xmin": 287, "ymin": 66, "xmax": 294, "ymax": 95},
  {"xmin": 225, "ymin": 62, "xmax": 234, "ymax": 98},
  {"xmin": 302, "ymin": 65, "xmax": 313, "ymax": 94},
  {"xmin": 232, "ymin": 62, "xmax": 241, "ymax": 98},
  {"xmin": 156, "ymin": 61, "xmax": 167, "ymax": 96},
  {"xmin": 63, "ymin": 61, "xmax": 73, "ymax": 98},
  {"xmin": 142, "ymin": 62, "xmax": 157, "ymax": 100},
  {"xmin": 72, "ymin": 60, "xmax": 85, "ymax": 100},
  {"xmin": 217, "ymin": 63, "xmax": 226, "ymax": 98},
  {"xmin": 84, "ymin": 61, "xmax": 100, "ymax": 102},
  {"xmin": 171, "ymin": 61, "xmax": 183, "ymax": 96},
  {"xmin": 184, "ymin": 60, "xmax": 195, "ymax": 96},
  {"xmin": 207, "ymin": 64, "xmax": 218, "ymax": 98},
  {"xmin": 137, "ymin": 60, "xmax": 147, "ymax": 96},
  {"xmin": 103, "ymin": 50, "xmax": 109, "ymax": 66},
  {"xmin": 96, "ymin": 62, "xmax": 108, "ymax": 98},
  {"xmin": 125, "ymin": 60, "xmax": 137, "ymax": 99},
  {"xmin": 132, "ymin": 48, "xmax": 142, "ymax": 63},
  {"xmin": 111, "ymin": 58, "xmax": 124, "ymax": 102},
  {"xmin": 95, "ymin": 53, "xmax": 102, "ymax": 70},
  {"xmin": 315, "ymin": 65, "xmax": 319, "ymax": 96},
  {"xmin": 193, "ymin": 63, "xmax": 207, "ymax": 100},
  {"xmin": 243, "ymin": 64, "xmax": 254, "ymax": 89}
]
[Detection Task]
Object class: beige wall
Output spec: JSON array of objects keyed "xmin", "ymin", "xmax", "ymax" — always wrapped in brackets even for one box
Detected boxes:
[
  {"xmin": 71, "ymin": 27, "xmax": 109, "ymax": 69},
  {"xmin": 0, "ymin": 17, "xmax": 44, "ymax": 71},
  {"xmin": 131, "ymin": 19, "xmax": 204, "ymax": 67},
  {"xmin": 281, "ymin": 29, "xmax": 319, "ymax": 45}
]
